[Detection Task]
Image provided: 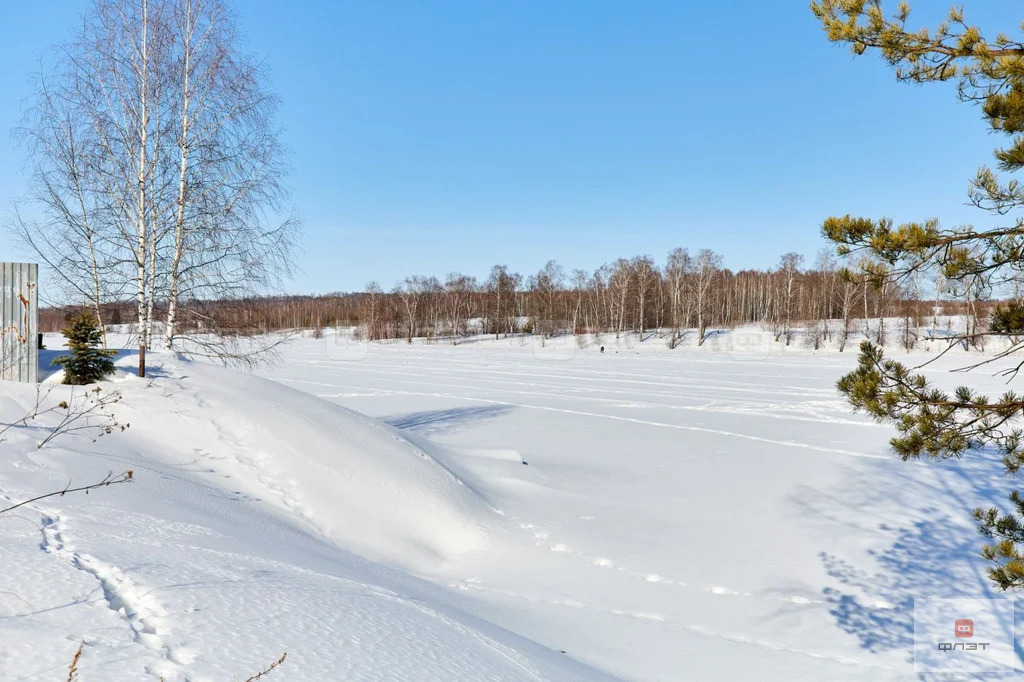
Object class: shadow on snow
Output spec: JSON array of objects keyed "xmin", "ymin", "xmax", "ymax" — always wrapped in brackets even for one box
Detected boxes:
[
  {"xmin": 384, "ymin": 405, "xmax": 516, "ymax": 436},
  {"xmin": 800, "ymin": 447, "xmax": 1024, "ymax": 670}
]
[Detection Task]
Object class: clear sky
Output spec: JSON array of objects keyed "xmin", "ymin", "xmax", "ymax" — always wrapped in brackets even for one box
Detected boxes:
[{"xmin": 0, "ymin": 1, "xmax": 1020, "ymax": 294}]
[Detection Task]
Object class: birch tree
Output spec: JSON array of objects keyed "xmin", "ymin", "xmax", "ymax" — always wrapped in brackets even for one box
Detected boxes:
[
  {"xmin": 665, "ymin": 248, "xmax": 691, "ymax": 347},
  {"xmin": 689, "ymin": 249, "xmax": 722, "ymax": 346},
  {"xmin": 163, "ymin": 0, "xmax": 297, "ymax": 351},
  {"xmin": 630, "ymin": 255, "xmax": 658, "ymax": 338},
  {"xmin": 11, "ymin": 0, "xmax": 297, "ymax": 369},
  {"xmin": 777, "ymin": 252, "xmax": 804, "ymax": 345}
]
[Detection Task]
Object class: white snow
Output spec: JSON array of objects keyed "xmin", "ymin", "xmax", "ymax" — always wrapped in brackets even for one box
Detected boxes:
[{"xmin": 1, "ymin": 329, "xmax": 1021, "ymax": 680}]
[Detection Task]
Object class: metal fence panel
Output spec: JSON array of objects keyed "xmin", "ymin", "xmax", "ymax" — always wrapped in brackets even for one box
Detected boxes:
[{"xmin": 1, "ymin": 262, "xmax": 39, "ymax": 383}]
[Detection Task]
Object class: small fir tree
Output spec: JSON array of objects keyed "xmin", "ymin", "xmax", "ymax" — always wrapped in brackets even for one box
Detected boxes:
[{"xmin": 53, "ymin": 311, "xmax": 116, "ymax": 385}]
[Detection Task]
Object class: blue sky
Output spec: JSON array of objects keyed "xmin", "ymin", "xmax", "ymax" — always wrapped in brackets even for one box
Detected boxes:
[{"xmin": 0, "ymin": 1, "xmax": 1019, "ymax": 294}]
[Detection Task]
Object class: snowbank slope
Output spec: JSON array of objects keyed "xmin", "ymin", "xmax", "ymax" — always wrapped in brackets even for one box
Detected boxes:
[
  {"xmin": 0, "ymin": 350, "xmax": 605, "ymax": 680},
  {"xmin": 108, "ymin": 355, "xmax": 500, "ymax": 567}
]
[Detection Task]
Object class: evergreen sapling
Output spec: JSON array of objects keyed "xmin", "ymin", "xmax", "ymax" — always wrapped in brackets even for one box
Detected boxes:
[{"xmin": 53, "ymin": 311, "xmax": 117, "ymax": 385}]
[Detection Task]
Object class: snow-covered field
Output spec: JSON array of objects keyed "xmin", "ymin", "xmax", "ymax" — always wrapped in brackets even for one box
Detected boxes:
[{"xmin": 1, "ymin": 330, "xmax": 1021, "ymax": 680}]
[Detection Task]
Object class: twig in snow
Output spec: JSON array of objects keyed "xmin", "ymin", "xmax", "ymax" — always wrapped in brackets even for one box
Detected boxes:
[
  {"xmin": 0, "ymin": 384, "xmax": 126, "ymax": 449},
  {"xmin": 66, "ymin": 642, "xmax": 83, "ymax": 681},
  {"xmin": 243, "ymin": 652, "xmax": 287, "ymax": 681},
  {"xmin": 0, "ymin": 470, "xmax": 133, "ymax": 516}
]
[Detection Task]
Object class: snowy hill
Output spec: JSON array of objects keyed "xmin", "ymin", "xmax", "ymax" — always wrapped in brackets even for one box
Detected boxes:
[
  {"xmin": 113, "ymin": 358, "xmax": 502, "ymax": 568},
  {"xmin": 0, "ymin": 348, "xmax": 608, "ymax": 680}
]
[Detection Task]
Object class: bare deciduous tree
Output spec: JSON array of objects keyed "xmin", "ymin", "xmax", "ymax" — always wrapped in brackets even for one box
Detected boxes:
[
  {"xmin": 630, "ymin": 255, "xmax": 658, "ymax": 339},
  {"xmin": 10, "ymin": 0, "xmax": 299, "ymax": 370},
  {"xmin": 689, "ymin": 249, "xmax": 722, "ymax": 346},
  {"xmin": 777, "ymin": 252, "xmax": 804, "ymax": 346}
]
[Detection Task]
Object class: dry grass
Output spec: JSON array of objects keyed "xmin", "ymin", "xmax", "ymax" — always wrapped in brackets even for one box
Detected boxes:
[{"xmin": 66, "ymin": 642, "xmax": 82, "ymax": 681}]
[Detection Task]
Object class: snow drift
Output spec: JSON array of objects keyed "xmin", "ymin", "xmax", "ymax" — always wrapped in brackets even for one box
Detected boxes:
[
  {"xmin": 0, "ymin": 346, "xmax": 611, "ymax": 680},
  {"xmin": 68, "ymin": 353, "xmax": 500, "ymax": 569}
]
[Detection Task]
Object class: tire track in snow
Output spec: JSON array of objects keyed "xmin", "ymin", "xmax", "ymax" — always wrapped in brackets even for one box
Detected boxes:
[
  {"xmin": 301, "ymin": 349, "xmax": 840, "ymax": 391},
  {"xmin": 676, "ymin": 622, "xmax": 893, "ymax": 670},
  {"xmin": 288, "ymin": 360, "xmax": 837, "ymax": 401},
  {"xmin": 448, "ymin": 578, "xmax": 890, "ymax": 671},
  {"xmin": 301, "ymin": 384, "xmax": 888, "ymax": 461},
  {"xmin": 480, "ymin": 398, "xmax": 886, "ymax": 459},
  {"xmin": 298, "ymin": 369, "xmax": 882, "ymax": 430}
]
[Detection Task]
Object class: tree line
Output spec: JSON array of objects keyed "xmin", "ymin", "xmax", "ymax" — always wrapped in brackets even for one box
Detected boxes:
[
  {"xmin": 40, "ymin": 247, "xmax": 999, "ymax": 353},
  {"xmin": 347, "ymin": 249, "xmax": 991, "ymax": 351}
]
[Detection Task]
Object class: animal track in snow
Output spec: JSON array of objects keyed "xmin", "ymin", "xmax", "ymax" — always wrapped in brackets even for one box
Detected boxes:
[
  {"xmin": 448, "ymin": 579, "xmax": 667, "ymax": 624},
  {"xmin": 517, "ymin": 520, "xmax": 686, "ymax": 587},
  {"xmin": 40, "ymin": 514, "xmax": 178, "ymax": 670},
  {"xmin": 205, "ymin": 420, "xmax": 317, "ymax": 526},
  {"xmin": 517, "ymin": 520, "xmax": 822, "ymax": 607}
]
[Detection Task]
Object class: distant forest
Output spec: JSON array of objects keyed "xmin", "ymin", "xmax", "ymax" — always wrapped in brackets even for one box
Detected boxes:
[{"xmin": 40, "ymin": 248, "xmax": 1005, "ymax": 352}]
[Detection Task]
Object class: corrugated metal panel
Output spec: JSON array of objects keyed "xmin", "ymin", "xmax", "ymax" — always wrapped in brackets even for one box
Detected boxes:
[{"xmin": 1, "ymin": 262, "xmax": 39, "ymax": 383}]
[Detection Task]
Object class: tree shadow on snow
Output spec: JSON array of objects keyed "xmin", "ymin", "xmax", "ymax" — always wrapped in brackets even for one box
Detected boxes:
[
  {"xmin": 38, "ymin": 347, "xmax": 171, "ymax": 381},
  {"xmin": 384, "ymin": 405, "xmax": 515, "ymax": 436},
  {"xmin": 802, "ymin": 449, "xmax": 1024, "ymax": 669}
]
